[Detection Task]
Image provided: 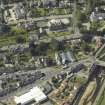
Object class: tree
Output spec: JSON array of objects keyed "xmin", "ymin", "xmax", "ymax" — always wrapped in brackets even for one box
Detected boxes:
[
  {"xmin": 75, "ymin": 6, "xmax": 88, "ymax": 26},
  {"xmin": 19, "ymin": 54, "xmax": 29, "ymax": 62},
  {"xmin": 82, "ymin": 34, "xmax": 93, "ymax": 43},
  {"xmin": 52, "ymin": 76, "xmax": 58, "ymax": 84},
  {"xmin": 29, "ymin": 41, "xmax": 48, "ymax": 56},
  {"xmin": 49, "ymin": 38, "xmax": 59, "ymax": 52},
  {"xmin": 90, "ymin": 21, "xmax": 101, "ymax": 31},
  {"xmin": 29, "ymin": 41, "xmax": 37, "ymax": 49},
  {"xmin": 73, "ymin": 3, "xmax": 82, "ymax": 31},
  {"xmin": 16, "ymin": 36, "xmax": 26, "ymax": 44},
  {"xmin": 82, "ymin": 42, "xmax": 91, "ymax": 53},
  {"xmin": 11, "ymin": 27, "xmax": 26, "ymax": 36},
  {"xmin": 56, "ymin": 0, "xmax": 60, "ymax": 7},
  {"xmin": 0, "ymin": 59, "xmax": 4, "ymax": 67},
  {"xmin": 0, "ymin": 24, "xmax": 11, "ymax": 34},
  {"xmin": 75, "ymin": 5, "xmax": 81, "ymax": 25},
  {"xmin": 85, "ymin": 0, "xmax": 99, "ymax": 14}
]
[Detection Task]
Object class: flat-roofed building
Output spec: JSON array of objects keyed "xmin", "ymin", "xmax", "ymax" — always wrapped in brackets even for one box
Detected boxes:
[{"xmin": 14, "ymin": 86, "xmax": 47, "ymax": 105}]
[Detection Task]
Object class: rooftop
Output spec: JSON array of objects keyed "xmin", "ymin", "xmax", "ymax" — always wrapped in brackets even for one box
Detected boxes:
[{"xmin": 14, "ymin": 86, "xmax": 47, "ymax": 105}]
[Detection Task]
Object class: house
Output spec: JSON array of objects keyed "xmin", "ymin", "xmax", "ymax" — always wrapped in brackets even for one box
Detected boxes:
[
  {"xmin": 14, "ymin": 86, "xmax": 47, "ymax": 105},
  {"xmin": 0, "ymin": 53, "xmax": 6, "ymax": 61},
  {"xmin": 59, "ymin": 51, "xmax": 75, "ymax": 65},
  {"xmin": 43, "ymin": 82, "xmax": 53, "ymax": 94},
  {"xmin": 37, "ymin": 21, "xmax": 48, "ymax": 28},
  {"xmin": 59, "ymin": 0, "xmax": 71, "ymax": 8},
  {"xmin": 14, "ymin": 3, "xmax": 25, "ymax": 19},
  {"xmin": 59, "ymin": 1, "xmax": 65, "ymax": 8},
  {"xmin": 55, "ymin": 53, "xmax": 61, "ymax": 65},
  {"xmin": 5, "ymin": 64, "xmax": 14, "ymax": 68},
  {"xmin": 37, "ymin": 57, "xmax": 55, "ymax": 67},
  {"xmin": 71, "ymin": 64, "xmax": 85, "ymax": 73},
  {"xmin": 30, "ymin": 1, "xmax": 38, "ymax": 8},
  {"xmin": 29, "ymin": 31, "xmax": 39, "ymax": 41},
  {"xmin": 92, "ymin": 36, "xmax": 102, "ymax": 49},
  {"xmin": 42, "ymin": 0, "xmax": 56, "ymax": 8},
  {"xmin": 4, "ymin": 3, "xmax": 25, "ymax": 23},
  {"xmin": 59, "ymin": 52, "xmax": 66, "ymax": 64},
  {"xmin": 90, "ymin": 11, "xmax": 105, "ymax": 21},
  {"xmin": 24, "ymin": 21, "xmax": 36, "ymax": 30},
  {"xmin": 38, "ymin": 27, "xmax": 47, "ymax": 37},
  {"xmin": 48, "ymin": 19, "xmax": 69, "ymax": 31},
  {"xmin": 78, "ymin": 0, "xmax": 85, "ymax": 4},
  {"xmin": 9, "ymin": 44, "xmax": 29, "ymax": 53},
  {"xmin": 17, "ymin": 21, "xmax": 36, "ymax": 30}
]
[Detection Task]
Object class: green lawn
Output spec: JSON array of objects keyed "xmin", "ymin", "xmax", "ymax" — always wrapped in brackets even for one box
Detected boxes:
[
  {"xmin": 100, "ymin": 99, "xmax": 105, "ymax": 105},
  {"xmin": 0, "ymin": 27, "xmax": 29, "ymax": 47},
  {"xmin": 0, "ymin": 33, "xmax": 28, "ymax": 47},
  {"xmin": 32, "ymin": 8, "xmax": 71, "ymax": 17},
  {"xmin": 97, "ymin": 89, "xmax": 105, "ymax": 105}
]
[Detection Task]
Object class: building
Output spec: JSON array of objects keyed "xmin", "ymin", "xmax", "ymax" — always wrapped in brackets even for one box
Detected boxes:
[
  {"xmin": 90, "ymin": 11, "xmax": 105, "ymax": 21},
  {"xmin": 4, "ymin": 3, "xmax": 25, "ymax": 23},
  {"xmin": 48, "ymin": 19, "xmax": 70, "ymax": 27},
  {"xmin": 43, "ymin": 82, "xmax": 53, "ymax": 94},
  {"xmin": 43, "ymin": 0, "xmax": 56, "ymax": 8},
  {"xmin": 14, "ymin": 86, "xmax": 47, "ymax": 105},
  {"xmin": 29, "ymin": 31, "xmax": 39, "ymax": 41},
  {"xmin": 59, "ymin": 51, "xmax": 75, "ymax": 65},
  {"xmin": 92, "ymin": 36, "xmax": 102, "ymax": 49},
  {"xmin": 59, "ymin": 0, "xmax": 71, "ymax": 8},
  {"xmin": 47, "ymin": 18, "xmax": 69, "ymax": 31},
  {"xmin": 55, "ymin": 52, "xmax": 61, "ymax": 65}
]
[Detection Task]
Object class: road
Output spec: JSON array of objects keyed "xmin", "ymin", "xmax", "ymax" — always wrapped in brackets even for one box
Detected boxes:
[
  {"xmin": 0, "ymin": 58, "xmax": 92, "ymax": 101},
  {"xmin": 1, "ymin": 53, "xmax": 105, "ymax": 102},
  {"xmin": 0, "ymin": 57, "xmax": 93, "ymax": 80}
]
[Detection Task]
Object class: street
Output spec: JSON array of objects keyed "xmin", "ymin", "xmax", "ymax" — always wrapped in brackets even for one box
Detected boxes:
[{"xmin": 0, "ymin": 58, "xmax": 92, "ymax": 101}]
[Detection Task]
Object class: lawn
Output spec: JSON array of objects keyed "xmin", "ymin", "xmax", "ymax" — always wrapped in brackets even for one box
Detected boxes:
[
  {"xmin": 32, "ymin": 8, "xmax": 71, "ymax": 17},
  {"xmin": 0, "ymin": 27, "xmax": 29, "ymax": 47},
  {"xmin": 100, "ymin": 99, "xmax": 105, "ymax": 105},
  {"xmin": 0, "ymin": 33, "xmax": 28, "ymax": 47},
  {"xmin": 48, "ymin": 31, "xmax": 70, "ymax": 37},
  {"xmin": 97, "ymin": 89, "xmax": 105, "ymax": 105},
  {"xmin": 97, "ymin": 48, "xmax": 105, "ymax": 60}
]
